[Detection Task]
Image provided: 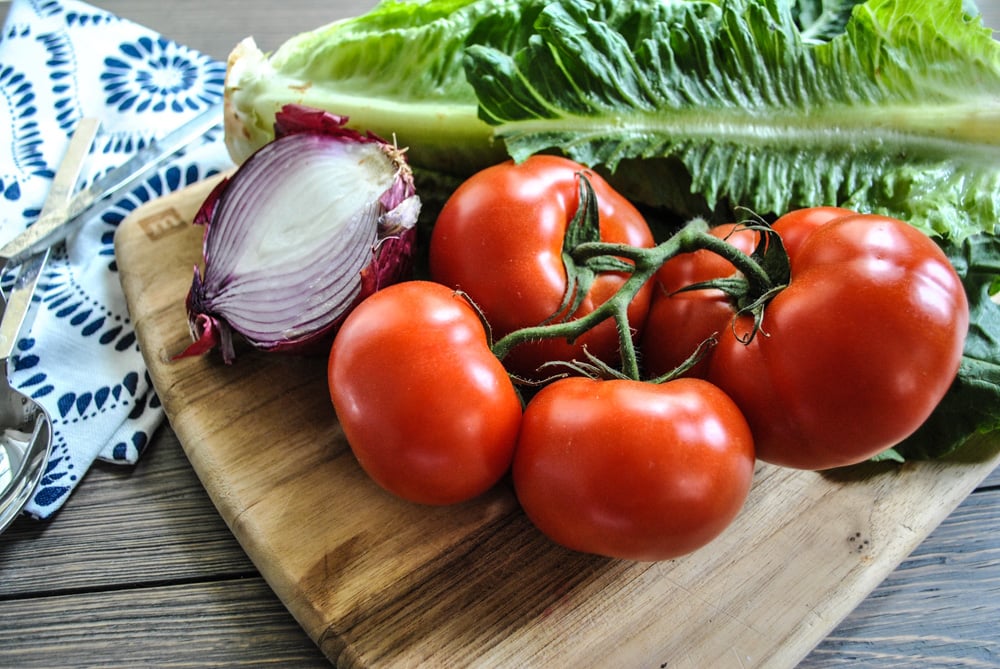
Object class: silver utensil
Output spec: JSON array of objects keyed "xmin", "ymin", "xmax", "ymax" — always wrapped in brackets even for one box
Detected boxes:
[
  {"xmin": 0, "ymin": 118, "xmax": 99, "ymax": 533},
  {"xmin": 0, "ymin": 101, "xmax": 224, "ymax": 268}
]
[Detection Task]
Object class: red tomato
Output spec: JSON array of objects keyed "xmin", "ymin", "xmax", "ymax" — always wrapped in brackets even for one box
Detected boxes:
[
  {"xmin": 641, "ymin": 208, "xmax": 855, "ymax": 379},
  {"xmin": 708, "ymin": 213, "xmax": 969, "ymax": 470},
  {"xmin": 512, "ymin": 377, "xmax": 755, "ymax": 561},
  {"xmin": 429, "ymin": 155, "xmax": 656, "ymax": 378},
  {"xmin": 328, "ymin": 281, "xmax": 522, "ymax": 505},
  {"xmin": 640, "ymin": 223, "xmax": 759, "ymax": 378},
  {"xmin": 770, "ymin": 206, "xmax": 855, "ymax": 259}
]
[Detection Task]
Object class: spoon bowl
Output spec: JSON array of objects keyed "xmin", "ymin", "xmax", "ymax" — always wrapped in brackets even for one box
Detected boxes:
[{"xmin": 0, "ymin": 371, "xmax": 52, "ymax": 533}]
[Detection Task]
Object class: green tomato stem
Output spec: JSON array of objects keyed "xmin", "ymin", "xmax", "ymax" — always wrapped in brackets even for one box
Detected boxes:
[{"xmin": 490, "ymin": 219, "xmax": 779, "ymax": 379}]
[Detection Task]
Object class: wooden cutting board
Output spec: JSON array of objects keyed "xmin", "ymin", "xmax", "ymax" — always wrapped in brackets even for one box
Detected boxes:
[{"xmin": 115, "ymin": 175, "xmax": 1000, "ymax": 668}]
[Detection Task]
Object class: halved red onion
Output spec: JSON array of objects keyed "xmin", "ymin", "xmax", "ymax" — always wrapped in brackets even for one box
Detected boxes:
[{"xmin": 178, "ymin": 104, "xmax": 420, "ymax": 364}]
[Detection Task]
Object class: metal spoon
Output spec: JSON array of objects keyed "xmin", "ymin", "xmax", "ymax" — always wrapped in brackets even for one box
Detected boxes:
[
  {"xmin": 0, "ymin": 118, "xmax": 99, "ymax": 533},
  {"xmin": 0, "ymin": 379, "xmax": 52, "ymax": 532}
]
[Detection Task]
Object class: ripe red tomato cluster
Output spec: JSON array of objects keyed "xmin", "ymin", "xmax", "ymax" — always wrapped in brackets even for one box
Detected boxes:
[{"xmin": 327, "ymin": 156, "xmax": 969, "ymax": 562}]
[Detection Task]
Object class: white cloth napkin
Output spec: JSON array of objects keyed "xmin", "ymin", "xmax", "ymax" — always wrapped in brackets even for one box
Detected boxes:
[{"xmin": 0, "ymin": 0, "xmax": 234, "ymax": 519}]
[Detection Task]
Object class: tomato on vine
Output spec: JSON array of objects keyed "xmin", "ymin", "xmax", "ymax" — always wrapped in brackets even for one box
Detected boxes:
[
  {"xmin": 636, "ymin": 207, "xmax": 967, "ymax": 469},
  {"xmin": 705, "ymin": 211, "xmax": 969, "ymax": 470},
  {"xmin": 429, "ymin": 155, "xmax": 656, "ymax": 378}
]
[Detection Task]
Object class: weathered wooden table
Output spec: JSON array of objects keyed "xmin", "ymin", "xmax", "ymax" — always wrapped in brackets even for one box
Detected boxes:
[{"xmin": 2, "ymin": 2, "xmax": 999, "ymax": 666}]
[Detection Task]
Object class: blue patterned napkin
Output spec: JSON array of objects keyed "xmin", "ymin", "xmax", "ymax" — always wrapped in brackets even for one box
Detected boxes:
[{"xmin": 0, "ymin": 0, "xmax": 234, "ymax": 519}]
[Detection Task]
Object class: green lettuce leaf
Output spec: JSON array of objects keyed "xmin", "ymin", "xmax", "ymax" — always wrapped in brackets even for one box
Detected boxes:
[
  {"xmin": 464, "ymin": 0, "xmax": 1000, "ymax": 239},
  {"xmin": 224, "ymin": 0, "xmax": 511, "ymax": 174},
  {"xmin": 224, "ymin": 0, "xmax": 873, "ymax": 177},
  {"xmin": 226, "ymin": 0, "xmax": 1000, "ymax": 241}
]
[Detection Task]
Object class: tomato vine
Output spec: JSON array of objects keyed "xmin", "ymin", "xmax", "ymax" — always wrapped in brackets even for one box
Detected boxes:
[{"xmin": 490, "ymin": 173, "xmax": 788, "ymax": 381}]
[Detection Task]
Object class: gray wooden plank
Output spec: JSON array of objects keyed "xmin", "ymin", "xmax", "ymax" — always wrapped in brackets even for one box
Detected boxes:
[
  {"xmin": 981, "ymin": 462, "xmax": 1000, "ymax": 488},
  {"xmin": 0, "ymin": 577, "xmax": 329, "ymax": 668},
  {"xmin": 0, "ymin": 430, "xmax": 255, "ymax": 597}
]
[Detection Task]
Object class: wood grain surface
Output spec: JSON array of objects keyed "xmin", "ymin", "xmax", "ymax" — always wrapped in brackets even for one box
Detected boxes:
[
  {"xmin": 2, "ymin": 2, "xmax": 999, "ymax": 667},
  {"xmin": 111, "ymin": 170, "xmax": 1000, "ymax": 668}
]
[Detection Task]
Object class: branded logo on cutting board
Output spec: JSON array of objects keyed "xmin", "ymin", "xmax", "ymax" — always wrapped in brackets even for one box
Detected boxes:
[{"xmin": 138, "ymin": 207, "xmax": 186, "ymax": 240}]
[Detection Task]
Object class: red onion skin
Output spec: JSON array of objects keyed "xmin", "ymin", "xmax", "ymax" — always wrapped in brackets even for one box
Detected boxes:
[{"xmin": 176, "ymin": 104, "xmax": 419, "ymax": 364}]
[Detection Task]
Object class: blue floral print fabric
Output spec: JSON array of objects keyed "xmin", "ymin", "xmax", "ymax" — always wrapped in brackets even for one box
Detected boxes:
[{"xmin": 0, "ymin": 0, "xmax": 234, "ymax": 519}]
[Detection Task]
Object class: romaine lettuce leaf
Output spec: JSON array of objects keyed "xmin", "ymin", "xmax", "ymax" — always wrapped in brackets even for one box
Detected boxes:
[
  {"xmin": 224, "ymin": 0, "xmax": 866, "ymax": 175},
  {"xmin": 464, "ymin": 0, "xmax": 1000, "ymax": 239},
  {"xmin": 226, "ymin": 0, "xmax": 1000, "ymax": 239}
]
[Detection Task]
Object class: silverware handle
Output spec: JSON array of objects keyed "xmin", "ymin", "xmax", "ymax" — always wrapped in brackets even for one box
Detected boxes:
[
  {"xmin": 0, "ymin": 102, "xmax": 225, "ymax": 267},
  {"xmin": 0, "ymin": 119, "xmax": 101, "ymax": 360}
]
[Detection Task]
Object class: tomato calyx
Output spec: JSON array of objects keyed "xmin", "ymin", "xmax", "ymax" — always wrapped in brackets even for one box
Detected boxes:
[
  {"xmin": 549, "ymin": 172, "xmax": 636, "ymax": 325},
  {"xmin": 491, "ymin": 203, "xmax": 792, "ymax": 381},
  {"xmin": 674, "ymin": 217, "xmax": 791, "ymax": 343}
]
